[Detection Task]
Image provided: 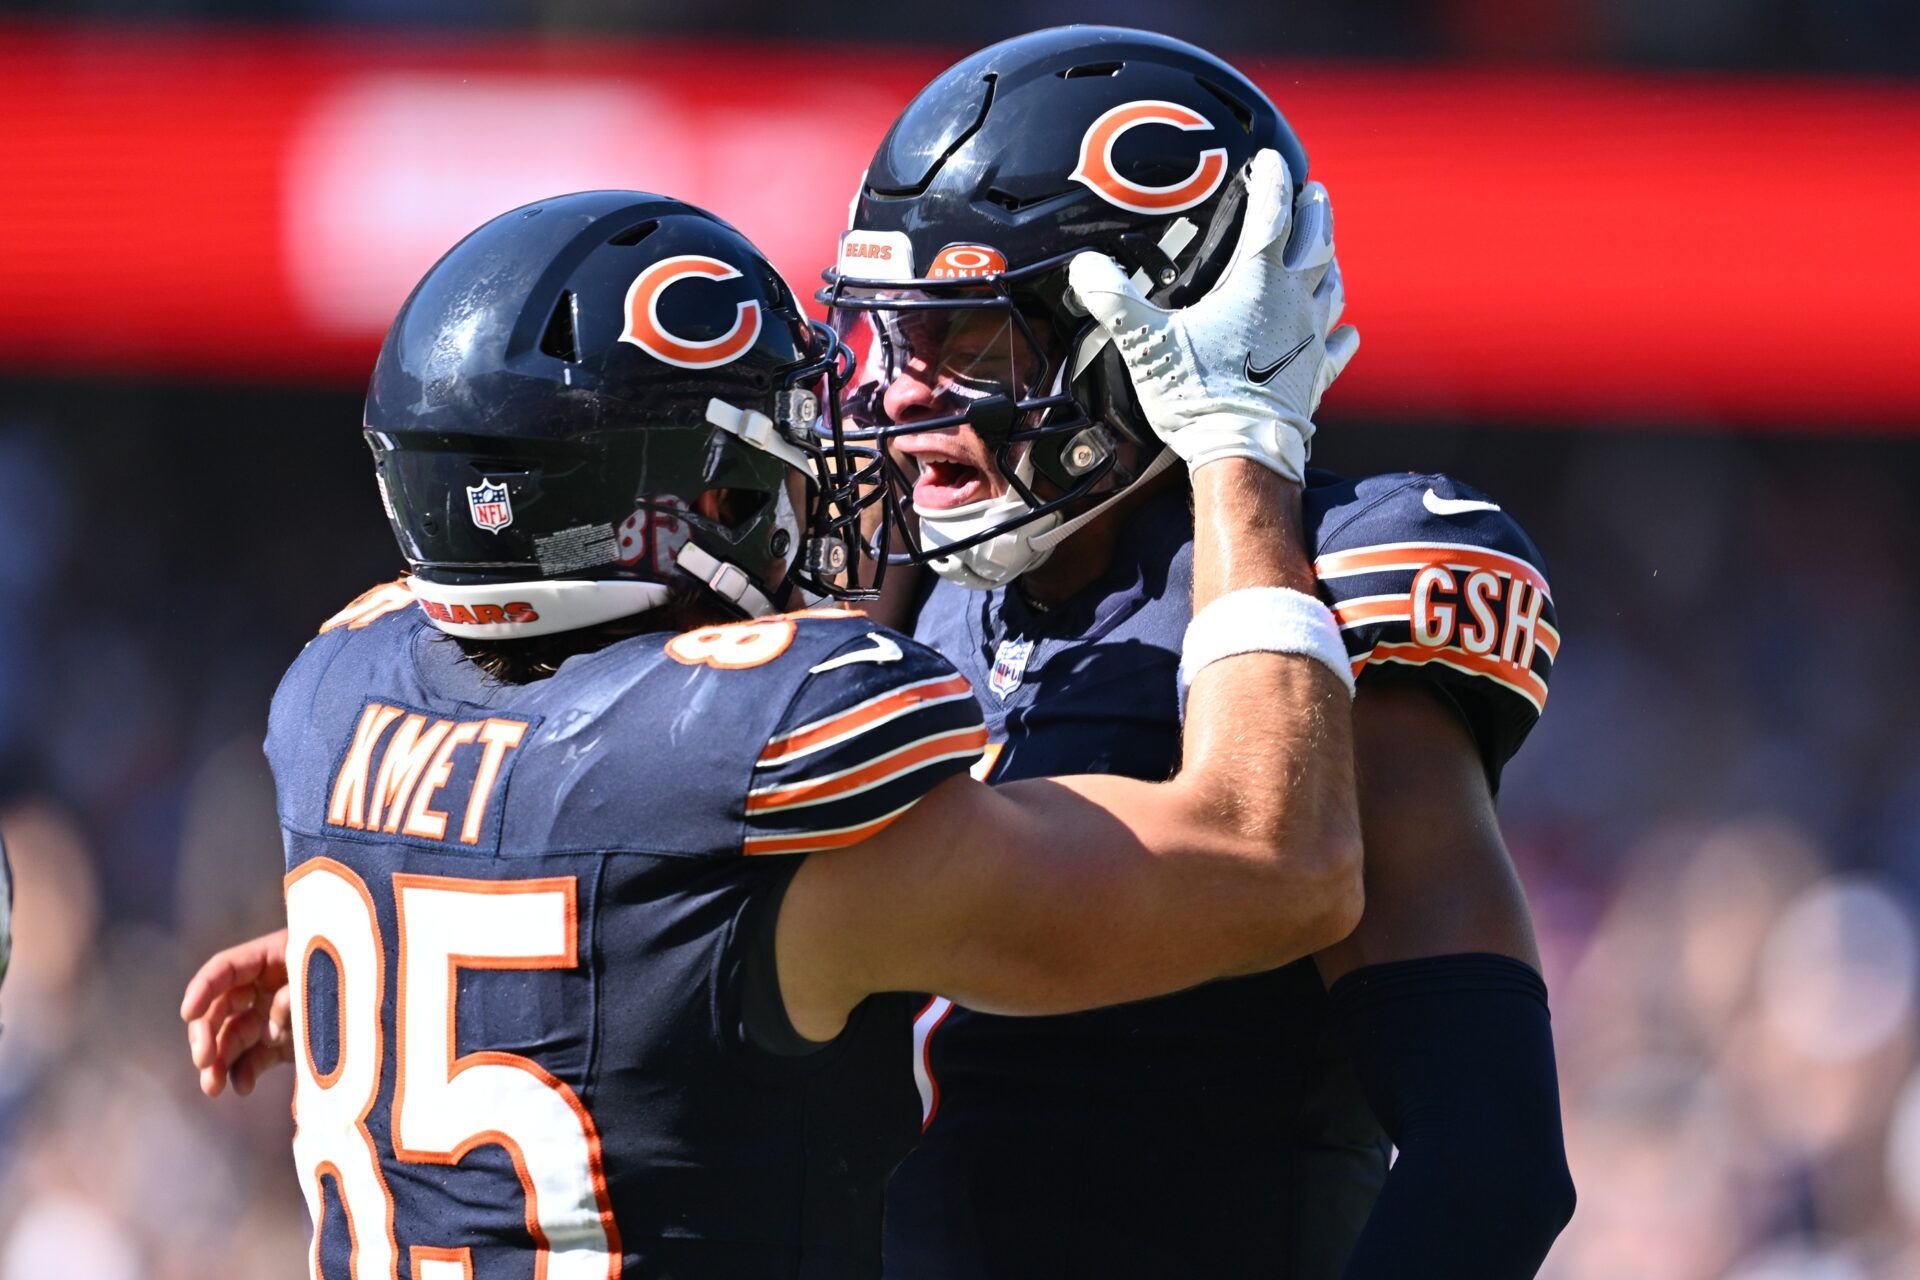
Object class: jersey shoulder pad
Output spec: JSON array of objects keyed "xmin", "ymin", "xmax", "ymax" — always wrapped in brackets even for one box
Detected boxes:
[
  {"xmin": 1309, "ymin": 473, "xmax": 1558, "ymax": 782},
  {"xmin": 737, "ymin": 615, "xmax": 986, "ymax": 856},
  {"xmin": 318, "ymin": 578, "xmax": 417, "ymax": 635},
  {"xmin": 274, "ymin": 579, "xmax": 421, "ymax": 757}
]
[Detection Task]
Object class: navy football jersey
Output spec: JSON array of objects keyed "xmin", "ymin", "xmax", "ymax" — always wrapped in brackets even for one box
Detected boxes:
[
  {"xmin": 266, "ymin": 585, "xmax": 985, "ymax": 1280},
  {"xmin": 886, "ymin": 471, "xmax": 1557, "ymax": 1279}
]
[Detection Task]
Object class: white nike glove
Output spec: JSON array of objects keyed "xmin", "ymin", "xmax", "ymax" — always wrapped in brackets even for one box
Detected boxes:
[{"xmin": 1065, "ymin": 149, "xmax": 1359, "ymax": 483}]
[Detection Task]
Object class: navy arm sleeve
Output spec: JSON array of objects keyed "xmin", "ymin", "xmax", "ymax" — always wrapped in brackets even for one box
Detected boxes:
[{"xmin": 1329, "ymin": 954, "xmax": 1576, "ymax": 1279}]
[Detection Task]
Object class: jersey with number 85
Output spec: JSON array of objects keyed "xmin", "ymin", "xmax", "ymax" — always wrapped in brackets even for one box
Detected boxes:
[{"xmin": 268, "ymin": 589, "xmax": 986, "ymax": 1280}]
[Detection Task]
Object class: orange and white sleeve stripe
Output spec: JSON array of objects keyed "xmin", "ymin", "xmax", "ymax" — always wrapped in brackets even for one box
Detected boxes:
[
  {"xmin": 744, "ymin": 666, "xmax": 986, "ymax": 856},
  {"xmin": 1314, "ymin": 541, "xmax": 1559, "ymax": 716}
]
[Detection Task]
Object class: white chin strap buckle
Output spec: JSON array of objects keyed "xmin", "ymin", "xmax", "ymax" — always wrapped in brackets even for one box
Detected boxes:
[
  {"xmin": 706, "ymin": 397, "xmax": 812, "ymax": 473},
  {"xmin": 678, "ymin": 543, "xmax": 776, "ymax": 617},
  {"xmin": 918, "ymin": 443, "xmax": 1061, "ymax": 590}
]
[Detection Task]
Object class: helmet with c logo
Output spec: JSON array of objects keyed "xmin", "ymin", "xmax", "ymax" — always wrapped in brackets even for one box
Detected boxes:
[
  {"xmin": 368, "ymin": 191, "xmax": 885, "ymax": 636},
  {"xmin": 821, "ymin": 27, "xmax": 1307, "ymax": 588}
]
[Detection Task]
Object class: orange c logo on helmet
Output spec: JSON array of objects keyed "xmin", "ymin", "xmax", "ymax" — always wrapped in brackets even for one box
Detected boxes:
[
  {"xmin": 1069, "ymin": 100, "xmax": 1229, "ymax": 216},
  {"xmin": 619, "ymin": 254, "xmax": 763, "ymax": 369}
]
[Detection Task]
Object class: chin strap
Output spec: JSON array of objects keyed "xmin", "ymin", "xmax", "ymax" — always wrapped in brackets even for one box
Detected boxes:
[
  {"xmin": 923, "ymin": 501, "xmax": 1062, "ymax": 589},
  {"xmin": 684, "ymin": 398, "xmax": 812, "ymax": 615},
  {"xmin": 706, "ymin": 397, "xmax": 812, "ymax": 472},
  {"xmin": 1027, "ymin": 446, "xmax": 1178, "ymax": 554},
  {"xmin": 677, "ymin": 543, "xmax": 777, "ymax": 618},
  {"xmin": 920, "ymin": 446, "xmax": 1178, "ymax": 589}
]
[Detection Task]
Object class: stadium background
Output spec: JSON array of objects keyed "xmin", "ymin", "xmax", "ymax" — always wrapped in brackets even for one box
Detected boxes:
[{"xmin": 1, "ymin": 3, "xmax": 1917, "ymax": 1277}]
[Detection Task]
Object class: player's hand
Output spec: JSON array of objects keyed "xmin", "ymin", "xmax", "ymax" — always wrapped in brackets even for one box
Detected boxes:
[
  {"xmin": 180, "ymin": 927, "xmax": 293, "ymax": 1098},
  {"xmin": 1064, "ymin": 149, "xmax": 1358, "ymax": 482}
]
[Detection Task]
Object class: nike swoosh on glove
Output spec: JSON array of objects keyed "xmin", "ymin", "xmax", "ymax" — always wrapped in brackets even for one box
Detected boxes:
[{"xmin": 1065, "ymin": 149, "xmax": 1359, "ymax": 483}]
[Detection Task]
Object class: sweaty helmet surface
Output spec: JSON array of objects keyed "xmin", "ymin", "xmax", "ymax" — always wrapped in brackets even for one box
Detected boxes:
[
  {"xmin": 822, "ymin": 26, "xmax": 1307, "ymax": 587},
  {"xmin": 369, "ymin": 191, "xmax": 879, "ymax": 637}
]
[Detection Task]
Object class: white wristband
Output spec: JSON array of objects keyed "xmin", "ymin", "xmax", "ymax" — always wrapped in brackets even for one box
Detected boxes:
[{"xmin": 1178, "ymin": 586, "xmax": 1357, "ymax": 701}]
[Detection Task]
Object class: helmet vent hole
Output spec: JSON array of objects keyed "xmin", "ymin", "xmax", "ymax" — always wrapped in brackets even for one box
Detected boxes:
[
  {"xmin": 606, "ymin": 220, "xmax": 660, "ymax": 247},
  {"xmin": 1058, "ymin": 61, "xmax": 1124, "ymax": 79},
  {"xmin": 539, "ymin": 291, "xmax": 580, "ymax": 363},
  {"xmin": 984, "ymin": 186, "xmax": 1055, "ymax": 213},
  {"xmin": 1194, "ymin": 77, "xmax": 1255, "ymax": 132}
]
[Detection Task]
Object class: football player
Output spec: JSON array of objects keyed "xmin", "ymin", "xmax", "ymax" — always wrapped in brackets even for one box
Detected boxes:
[
  {"xmin": 182, "ymin": 180, "xmax": 1366, "ymax": 1278},
  {"xmin": 820, "ymin": 28, "xmax": 1575, "ymax": 1279}
]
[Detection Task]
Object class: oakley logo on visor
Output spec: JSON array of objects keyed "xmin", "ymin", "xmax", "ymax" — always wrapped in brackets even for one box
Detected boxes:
[
  {"xmin": 620, "ymin": 255, "xmax": 762, "ymax": 369},
  {"xmin": 928, "ymin": 244, "xmax": 1008, "ymax": 280},
  {"xmin": 1070, "ymin": 100, "xmax": 1228, "ymax": 216}
]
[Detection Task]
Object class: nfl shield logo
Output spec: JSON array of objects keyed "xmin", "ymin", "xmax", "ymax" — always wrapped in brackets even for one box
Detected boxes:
[
  {"xmin": 467, "ymin": 479, "xmax": 513, "ymax": 532},
  {"xmin": 988, "ymin": 638, "xmax": 1033, "ymax": 700}
]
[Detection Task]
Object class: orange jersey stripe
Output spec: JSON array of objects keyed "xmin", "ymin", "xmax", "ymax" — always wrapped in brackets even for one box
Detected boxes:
[
  {"xmin": 742, "ymin": 803, "xmax": 916, "ymax": 856},
  {"xmin": 1535, "ymin": 619, "xmax": 1562, "ymax": 662},
  {"xmin": 1331, "ymin": 593, "xmax": 1413, "ymax": 628},
  {"xmin": 1315, "ymin": 543, "xmax": 1552, "ymax": 602},
  {"xmin": 969, "ymin": 741, "xmax": 1005, "ymax": 783},
  {"xmin": 746, "ymin": 726, "xmax": 988, "ymax": 814},
  {"xmin": 759, "ymin": 673, "xmax": 974, "ymax": 764},
  {"xmin": 1334, "ymin": 593, "xmax": 1559, "ymax": 664},
  {"xmin": 1362, "ymin": 641, "xmax": 1549, "ymax": 713},
  {"xmin": 320, "ymin": 578, "xmax": 414, "ymax": 634}
]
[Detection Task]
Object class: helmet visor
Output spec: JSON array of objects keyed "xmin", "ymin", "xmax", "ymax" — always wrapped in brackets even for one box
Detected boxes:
[{"xmin": 829, "ymin": 290, "xmax": 1060, "ymax": 438}]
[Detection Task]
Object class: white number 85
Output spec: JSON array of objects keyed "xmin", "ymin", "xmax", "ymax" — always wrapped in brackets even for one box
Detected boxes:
[{"xmin": 285, "ymin": 859, "xmax": 621, "ymax": 1280}]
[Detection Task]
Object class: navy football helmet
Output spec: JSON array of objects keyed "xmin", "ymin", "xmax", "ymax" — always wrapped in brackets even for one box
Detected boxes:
[
  {"xmin": 821, "ymin": 26, "xmax": 1307, "ymax": 587},
  {"xmin": 367, "ymin": 191, "xmax": 882, "ymax": 638}
]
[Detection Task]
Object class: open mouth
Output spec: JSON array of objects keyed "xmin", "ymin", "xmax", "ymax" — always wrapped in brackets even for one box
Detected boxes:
[
  {"xmin": 912, "ymin": 457, "xmax": 992, "ymax": 510},
  {"xmin": 895, "ymin": 432, "xmax": 1000, "ymax": 512}
]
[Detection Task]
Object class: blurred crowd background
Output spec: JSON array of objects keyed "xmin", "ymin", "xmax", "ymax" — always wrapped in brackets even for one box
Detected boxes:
[{"xmin": 1, "ymin": 2, "xmax": 1917, "ymax": 1278}]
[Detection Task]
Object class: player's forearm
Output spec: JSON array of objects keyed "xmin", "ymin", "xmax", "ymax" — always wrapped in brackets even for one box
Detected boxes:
[
  {"xmin": 1174, "ymin": 664, "xmax": 1361, "ymax": 968},
  {"xmin": 909, "ymin": 771, "xmax": 1359, "ymax": 1013},
  {"xmin": 1176, "ymin": 460, "xmax": 1364, "ymax": 960},
  {"xmin": 1189, "ymin": 459, "xmax": 1317, "ymax": 602},
  {"xmin": 870, "ymin": 465, "xmax": 1364, "ymax": 1010},
  {"xmin": 1331, "ymin": 955, "xmax": 1575, "ymax": 1279}
]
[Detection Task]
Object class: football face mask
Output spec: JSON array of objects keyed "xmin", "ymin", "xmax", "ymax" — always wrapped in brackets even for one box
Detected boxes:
[
  {"xmin": 815, "ymin": 27, "xmax": 1312, "ymax": 587},
  {"xmin": 826, "ymin": 277, "xmax": 1130, "ymax": 571}
]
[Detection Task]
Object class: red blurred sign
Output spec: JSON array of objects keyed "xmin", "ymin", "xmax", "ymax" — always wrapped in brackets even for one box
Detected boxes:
[{"xmin": 1, "ymin": 22, "xmax": 1916, "ymax": 427}]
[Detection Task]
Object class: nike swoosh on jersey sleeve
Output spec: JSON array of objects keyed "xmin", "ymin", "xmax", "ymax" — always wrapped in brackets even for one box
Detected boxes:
[{"xmin": 1309, "ymin": 472, "xmax": 1558, "ymax": 784}]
